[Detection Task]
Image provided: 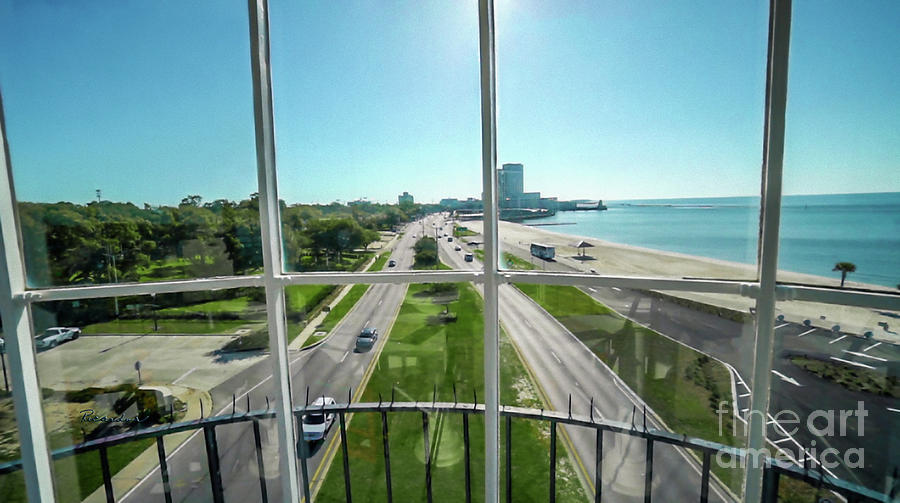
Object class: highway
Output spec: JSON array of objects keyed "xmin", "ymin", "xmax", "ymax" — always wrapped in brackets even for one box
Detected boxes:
[
  {"xmin": 118, "ymin": 225, "xmax": 419, "ymax": 502},
  {"xmin": 434, "ymin": 221, "xmax": 734, "ymax": 502}
]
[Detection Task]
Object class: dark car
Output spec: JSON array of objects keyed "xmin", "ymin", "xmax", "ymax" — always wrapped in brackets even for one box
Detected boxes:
[
  {"xmin": 388, "ymin": 259, "xmax": 396, "ymax": 267},
  {"xmin": 356, "ymin": 327, "xmax": 378, "ymax": 350}
]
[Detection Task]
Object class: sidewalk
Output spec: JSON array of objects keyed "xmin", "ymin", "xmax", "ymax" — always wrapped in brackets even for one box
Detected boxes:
[{"xmin": 83, "ymin": 386, "xmax": 212, "ymax": 503}]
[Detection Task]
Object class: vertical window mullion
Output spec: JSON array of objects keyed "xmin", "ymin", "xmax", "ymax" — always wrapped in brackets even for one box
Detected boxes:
[
  {"xmin": 0, "ymin": 94, "xmax": 57, "ymax": 501},
  {"xmin": 477, "ymin": 0, "xmax": 500, "ymax": 501},
  {"xmin": 745, "ymin": 0, "xmax": 792, "ymax": 500},
  {"xmin": 246, "ymin": 0, "xmax": 301, "ymax": 501}
]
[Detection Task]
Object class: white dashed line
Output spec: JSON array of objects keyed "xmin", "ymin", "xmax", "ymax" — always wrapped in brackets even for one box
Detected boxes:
[
  {"xmin": 588, "ymin": 287, "xmax": 597, "ymax": 292},
  {"xmin": 797, "ymin": 328, "xmax": 816, "ymax": 337},
  {"xmin": 550, "ymin": 351, "xmax": 562, "ymax": 364},
  {"xmin": 593, "ymin": 407, "xmax": 604, "ymax": 419},
  {"xmin": 611, "ymin": 287, "xmax": 621, "ymax": 292},
  {"xmin": 863, "ymin": 342, "xmax": 882, "ymax": 352},
  {"xmin": 828, "ymin": 335, "xmax": 847, "ymax": 344},
  {"xmin": 340, "ymin": 351, "xmax": 349, "ymax": 363},
  {"xmin": 739, "ymin": 393, "xmax": 751, "ymax": 398},
  {"xmin": 830, "ymin": 357, "xmax": 875, "ymax": 369},
  {"xmin": 888, "ymin": 408, "xmax": 900, "ymax": 414}
]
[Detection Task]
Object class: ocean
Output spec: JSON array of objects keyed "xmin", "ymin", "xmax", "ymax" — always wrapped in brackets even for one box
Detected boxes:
[{"xmin": 528, "ymin": 192, "xmax": 900, "ymax": 288}]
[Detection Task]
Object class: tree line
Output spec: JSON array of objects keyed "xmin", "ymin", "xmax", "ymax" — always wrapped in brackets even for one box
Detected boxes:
[{"xmin": 19, "ymin": 194, "xmax": 422, "ymax": 287}]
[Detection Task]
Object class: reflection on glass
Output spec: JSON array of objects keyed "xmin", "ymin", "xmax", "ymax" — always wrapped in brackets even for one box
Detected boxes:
[
  {"xmin": 502, "ymin": 282, "xmax": 756, "ymax": 499},
  {"xmin": 495, "ymin": 1, "xmax": 767, "ymax": 280},
  {"xmin": 770, "ymin": 300, "xmax": 897, "ymax": 499},
  {"xmin": 29, "ymin": 288, "xmax": 280, "ymax": 502},
  {"xmin": 269, "ymin": 2, "xmax": 481, "ymax": 272},
  {"xmin": 0, "ymin": 2, "xmax": 259, "ymax": 287},
  {"xmin": 780, "ymin": 2, "xmax": 900, "ymax": 291}
]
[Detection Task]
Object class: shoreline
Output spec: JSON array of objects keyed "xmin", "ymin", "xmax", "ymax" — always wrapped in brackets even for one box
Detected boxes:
[{"xmin": 462, "ymin": 219, "xmax": 899, "ymax": 343}]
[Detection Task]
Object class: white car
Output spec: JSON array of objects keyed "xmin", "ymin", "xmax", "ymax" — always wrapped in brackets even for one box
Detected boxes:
[
  {"xmin": 302, "ymin": 396, "xmax": 336, "ymax": 441},
  {"xmin": 34, "ymin": 327, "xmax": 80, "ymax": 350}
]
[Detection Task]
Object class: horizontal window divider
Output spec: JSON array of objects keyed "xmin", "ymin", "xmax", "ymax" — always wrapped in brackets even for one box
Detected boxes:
[
  {"xmin": 500, "ymin": 271, "xmax": 755, "ymax": 296},
  {"xmin": 14, "ymin": 275, "xmax": 265, "ymax": 304},
  {"xmin": 776, "ymin": 283, "xmax": 900, "ymax": 311},
  {"xmin": 277, "ymin": 270, "xmax": 484, "ymax": 286}
]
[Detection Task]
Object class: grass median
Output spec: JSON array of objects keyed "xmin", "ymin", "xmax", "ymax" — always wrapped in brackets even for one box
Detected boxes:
[
  {"xmin": 515, "ymin": 283, "xmax": 745, "ymax": 493},
  {"xmin": 314, "ymin": 283, "xmax": 585, "ymax": 502}
]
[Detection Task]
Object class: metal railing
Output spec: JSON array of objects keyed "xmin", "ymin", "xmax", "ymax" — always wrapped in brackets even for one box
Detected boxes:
[{"xmin": 0, "ymin": 401, "xmax": 890, "ymax": 503}]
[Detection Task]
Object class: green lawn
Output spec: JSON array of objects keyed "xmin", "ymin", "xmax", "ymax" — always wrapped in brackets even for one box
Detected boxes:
[
  {"xmin": 515, "ymin": 283, "xmax": 745, "ymax": 493},
  {"xmin": 82, "ymin": 318, "xmax": 251, "ymax": 335},
  {"xmin": 301, "ymin": 284, "xmax": 372, "ymax": 349},
  {"xmin": 453, "ymin": 225, "xmax": 477, "ymax": 238},
  {"xmin": 368, "ymin": 252, "xmax": 390, "ymax": 272},
  {"xmin": 157, "ymin": 297, "xmax": 252, "ymax": 316},
  {"xmin": 315, "ymin": 283, "xmax": 586, "ymax": 502}
]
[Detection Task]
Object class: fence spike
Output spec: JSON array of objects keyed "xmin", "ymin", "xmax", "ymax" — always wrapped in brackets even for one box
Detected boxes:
[
  {"xmin": 453, "ymin": 383, "xmax": 457, "ymax": 404},
  {"xmin": 348, "ymin": 387, "xmax": 352, "ymax": 404},
  {"xmin": 473, "ymin": 388, "xmax": 477, "ymax": 410},
  {"xmin": 378, "ymin": 392, "xmax": 383, "ymax": 407},
  {"xmin": 232, "ymin": 394, "xmax": 236, "ymax": 415},
  {"xmin": 568, "ymin": 394, "xmax": 572, "ymax": 418},
  {"xmin": 200, "ymin": 399, "xmax": 204, "ymax": 419},
  {"xmin": 306, "ymin": 386, "xmax": 310, "ymax": 406},
  {"xmin": 589, "ymin": 397, "xmax": 594, "ymax": 422},
  {"xmin": 433, "ymin": 384, "xmax": 437, "ymax": 407},
  {"xmin": 265, "ymin": 395, "xmax": 270, "ymax": 411},
  {"xmin": 643, "ymin": 405, "xmax": 647, "ymax": 431},
  {"xmin": 631, "ymin": 405, "xmax": 636, "ymax": 430},
  {"xmin": 246, "ymin": 394, "xmax": 250, "ymax": 415}
]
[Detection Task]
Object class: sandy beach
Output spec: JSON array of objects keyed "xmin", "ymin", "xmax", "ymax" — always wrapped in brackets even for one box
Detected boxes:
[{"xmin": 462, "ymin": 219, "xmax": 900, "ymax": 344}]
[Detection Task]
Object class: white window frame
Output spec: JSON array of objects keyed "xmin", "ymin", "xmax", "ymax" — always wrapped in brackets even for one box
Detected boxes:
[{"xmin": 0, "ymin": 0, "xmax": 898, "ymax": 502}]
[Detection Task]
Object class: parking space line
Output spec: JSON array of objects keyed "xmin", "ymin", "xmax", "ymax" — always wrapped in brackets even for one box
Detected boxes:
[
  {"xmin": 587, "ymin": 287, "xmax": 596, "ymax": 293},
  {"xmin": 842, "ymin": 350, "xmax": 887, "ymax": 362},
  {"xmin": 830, "ymin": 357, "xmax": 875, "ymax": 370},
  {"xmin": 775, "ymin": 322, "xmax": 790, "ymax": 329},
  {"xmin": 863, "ymin": 342, "xmax": 882, "ymax": 352},
  {"xmin": 828, "ymin": 334, "xmax": 848, "ymax": 344},
  {"xmin": 797, "ymin": 328, "xmax": 816, "ymax": 337},
  {"xmin": 773, "ymin": 437, "xmax": 792, "ymax": 444},
  {"xmin": 172, "ymin": 367, "xmax": 197, "ymax": 385}
]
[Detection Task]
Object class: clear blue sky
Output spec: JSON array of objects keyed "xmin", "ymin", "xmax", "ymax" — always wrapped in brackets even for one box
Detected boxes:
[{"xmin": 1, "ymin": 0, "xmax": 897, "ymax": 206}]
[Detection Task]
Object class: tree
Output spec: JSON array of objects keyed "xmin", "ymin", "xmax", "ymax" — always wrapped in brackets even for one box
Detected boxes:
[{"xmin": 833, "ymin": 262, "xmax": 856, "ymax": 288}]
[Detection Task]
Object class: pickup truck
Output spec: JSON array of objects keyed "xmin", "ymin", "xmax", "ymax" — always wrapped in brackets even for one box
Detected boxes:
[{"xmin": 34, "ymin": 327, "xmax": 81, "ymax": 350}]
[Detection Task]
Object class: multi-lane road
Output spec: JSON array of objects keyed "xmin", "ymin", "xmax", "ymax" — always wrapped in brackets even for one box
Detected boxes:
[{"xmin": 107, "ymin": 213, "xmax": 895, "ymax": 501}]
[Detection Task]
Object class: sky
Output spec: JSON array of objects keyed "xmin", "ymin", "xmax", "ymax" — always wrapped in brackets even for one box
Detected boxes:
[{"xmin": 0, "ymin": 0, "xmax": 897, "ymax": 206}]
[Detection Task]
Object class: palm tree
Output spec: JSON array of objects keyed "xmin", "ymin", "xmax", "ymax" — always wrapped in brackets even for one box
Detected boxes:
[{"xmin": 833, "ymin": 262, "xmax": 856, "ymax": 288}]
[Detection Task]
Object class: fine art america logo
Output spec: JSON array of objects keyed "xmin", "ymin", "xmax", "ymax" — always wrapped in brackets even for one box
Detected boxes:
[
  {"xmin": 715, "ymin": 401, "xmax": 867, "ymax": 470},
  {"xmin": 79, "ymin": 409, "xmax": 148, "ymax": 424}
]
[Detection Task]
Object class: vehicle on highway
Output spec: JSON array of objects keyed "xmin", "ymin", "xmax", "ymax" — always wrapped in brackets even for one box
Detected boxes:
[
  {"xmin": 356, "ymin": 327, "xmax": 378, "ymax": 350},
  {"xmin": 388, "ymin": 259, "xmax": 396, "ymax": 267},
  {"xmin": 454, "ymin": 245, "xmax": 462, "ymax": 251},
  {"xmin": 301, "ymin": 396, "xmax": 336, "ymax": 441},
  {"xmin": 530, "ymin": 242, "xmax": 555, "ymax": 260},
  {"xmin": 464, "ymin": 253, "xmax": 474, "ymax": 262},
  {"xmin": 34, "ymin": 327, "xmax": 80, "ymax": 350},
  {"xmin": 447, "ymin": 237, "xmax": 453, "ymax": 242}
]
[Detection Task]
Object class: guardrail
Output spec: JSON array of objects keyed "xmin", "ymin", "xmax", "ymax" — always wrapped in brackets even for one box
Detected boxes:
[{"xmin": 0, "ymin": 401, "xmax": 890, "ymax": 503}]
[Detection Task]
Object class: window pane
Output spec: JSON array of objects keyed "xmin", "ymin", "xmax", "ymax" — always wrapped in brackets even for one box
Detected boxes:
[
  {"xmin": 269, "ymin": 2, "xmax": 482, "ymax": 273},
  {"xmin": 769, "ymin": 300, "xmax": 897, "ymax": 499},
  {"xmin": 30, "ymin": 288, "xmax": 283, "ymax": 501},
  {"xmin": 503, "ymin": 281, "xmax": 756, "ymax": 500},
  {"xmin": 495, "ymin": 1, "xmax": 768, "ymax": 281},
  {"xmin": 0, "ymin": 1, "xmax": 260, "ymax": 288},
  {"xmin": 0, "ymin": 319, "xmax": 28, "ymax": 502},
  {"xmin": 779, "ymin": 1, "xmax": 900, "ymax": 292}
]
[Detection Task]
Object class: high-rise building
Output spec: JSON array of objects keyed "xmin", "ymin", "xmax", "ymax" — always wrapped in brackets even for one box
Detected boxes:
[
  {"xmin": 398, "ymin": 191, "xmax": 414, "ymax": 205},
  {"xmin": 498, "ymin": 163, "xmax": 524, "ymax": 202}
]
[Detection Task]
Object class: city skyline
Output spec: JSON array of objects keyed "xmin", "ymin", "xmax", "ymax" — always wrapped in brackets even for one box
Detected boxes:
[{"xmin": 1, "ymin": 1, "xmax": 898, "ymax": 206}]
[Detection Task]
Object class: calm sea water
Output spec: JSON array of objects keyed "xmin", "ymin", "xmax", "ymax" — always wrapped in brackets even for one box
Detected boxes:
[{"xmin": 529, "ymin": 192, "xmax": 900, "ymax": 288}]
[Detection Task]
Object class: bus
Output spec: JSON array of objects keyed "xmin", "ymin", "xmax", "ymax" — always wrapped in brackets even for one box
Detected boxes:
[{"xmin": 530, "ymin": 242, "xmax": 555, "ymax": 260}]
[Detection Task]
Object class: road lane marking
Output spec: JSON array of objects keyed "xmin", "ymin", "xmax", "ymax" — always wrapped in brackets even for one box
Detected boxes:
[
  {"xmin": 828, "ymin": 334, "xmax": 847, "ymax": 344},
  {"xmin": 739, "ymin": 393, "xmax": 750, "ymax": 398},
  {"xmin": 587, "ymin": 287, "xmax": 596, "ymax": 292},
  {"xmin": 842, "ymin": 350, "xmax": 887, "ymax": 362},
  {"xmin": 378, "ymin": 299, "xmax": 382, "ymax": 305},
  {"xmin": 340, "ymin": 351, "xmax": 349, "ymax": 363},
  {"xmin": 771, "ymin": 370, "xmax": 802, "ymax": 387},
  {"xmin": 611, "ymin": 287, "xmax": 621, "ymax": 292},
  {"xmin": 172, "ymin": 367, "xmax": 197, "ymax": 385},
  {"xmin": 550, "ymin": 351, "xmax": 562, "ymax": 364},
  {"xmin": 888, "ymin": 408, "xmax": 900, "ymax": 414},
  {"xmin": 365, "ymin": 319, "xmax": 370, "ymax": 327},
  {"xmin": 593, "ymin": 407, "xmax": 603, "ymax": 419},
  {"xmin": 830, "ymin": 357, "xmax": 875, "ymax": 370},
  {"xmin": 775, "ymin": 322, "xmax": 790, "ymax": 329},
  {"xmin": 523, "ymin": 319, "xmax": 533, "ymax": 328},
  {"xmin": 863, "ymin": 342, "xmax": 882, "ymax": 352},
  {"xmin": 797, "ymin": 328, "xmax": 816, "ymax": 337},
  {"xmin": 574, "ymin": 381, "xmax": 580, "ymax": 388}
]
